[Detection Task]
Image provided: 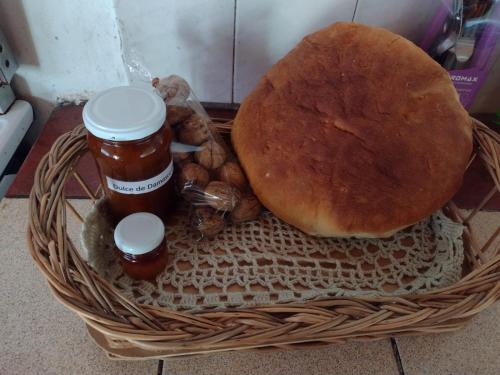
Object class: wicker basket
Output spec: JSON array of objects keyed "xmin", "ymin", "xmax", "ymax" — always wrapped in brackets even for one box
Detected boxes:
[{"xmin": 28, "ymin": 118, "xmax": 500, "ymax": 359}]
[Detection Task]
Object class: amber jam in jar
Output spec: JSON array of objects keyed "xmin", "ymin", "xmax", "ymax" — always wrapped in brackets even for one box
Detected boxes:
[
  {"xmin": 114, "ymin": 212, "xmax": 168, "ymax": 280},
  {"xmin": 83, "ymin": 86, "xmax": 174, "ymax": 223}
]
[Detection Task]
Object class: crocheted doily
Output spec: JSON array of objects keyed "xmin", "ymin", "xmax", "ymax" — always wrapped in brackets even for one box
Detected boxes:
[{"xmin": 81, "ymin": 200, "xmax": 464, "ymax": 311}]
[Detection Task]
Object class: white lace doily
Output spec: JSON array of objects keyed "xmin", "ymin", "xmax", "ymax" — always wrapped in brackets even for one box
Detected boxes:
[{"xmin": 81, "ymin": 200, "xmax": 464, "ymax": 311}]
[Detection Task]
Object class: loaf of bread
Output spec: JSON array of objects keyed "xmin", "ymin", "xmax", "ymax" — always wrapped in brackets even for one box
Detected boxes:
[{"xmin": 232, "ymin": 23, "xmax": 473, "ymax": 237}]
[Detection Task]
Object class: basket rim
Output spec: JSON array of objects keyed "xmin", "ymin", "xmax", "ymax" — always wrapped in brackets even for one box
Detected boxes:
[{"xmin": 26, "ymin": 117, "xmax": 500, "ymax": 358}]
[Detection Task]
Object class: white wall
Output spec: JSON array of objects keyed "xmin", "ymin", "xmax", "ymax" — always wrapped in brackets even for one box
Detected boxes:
[
  {"xmin": 0, "ymin": 0, "xmax": 127, "ymax": 141},
  {"xmin": 0, "ymin": 0, "xmax": 498, "ymax": 142}
]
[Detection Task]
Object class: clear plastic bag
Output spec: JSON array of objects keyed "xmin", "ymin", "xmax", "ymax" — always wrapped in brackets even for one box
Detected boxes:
[{"xmin": 152, "ymin": 75, "xmax": 262, "ymax": 238}]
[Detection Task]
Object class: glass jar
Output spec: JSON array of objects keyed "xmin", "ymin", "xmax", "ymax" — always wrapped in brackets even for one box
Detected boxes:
[
  {"xmin": 114, "ymin": 212, "xmax": 168, "ymax": 280},
  {"xmin": 83, "ymin": 86, "xmax": 175, "ymax": 222}
]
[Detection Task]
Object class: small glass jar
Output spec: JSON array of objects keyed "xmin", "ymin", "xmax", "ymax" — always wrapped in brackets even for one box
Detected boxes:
[
  {"xmin": 114, "ymin": 212, "xmax": 168, "ymax": 280},
  {"xmin": 83, "ymin": 86, "xmax": 175, "ymax": 223}
]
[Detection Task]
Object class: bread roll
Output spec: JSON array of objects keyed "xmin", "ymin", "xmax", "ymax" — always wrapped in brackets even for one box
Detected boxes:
[{"xmin": 232, "ymin": 23, "xmax": 473, "ymax": 237}]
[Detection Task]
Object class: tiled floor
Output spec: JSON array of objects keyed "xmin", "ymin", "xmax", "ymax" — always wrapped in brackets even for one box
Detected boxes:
[
  {"xmin": 396, "ymin": 302, "xmax": 500, "ymax": 375},
  {"xmin": 1, "ymin": 197, "xmax": 498, "ymax": 374},
  {"xmin": 0, "ymin": 199, "xmax": 158, "ymax": 375},
  {"xmin": 161, "ymin": 342, "xmax": 400, "ymax": 375}
]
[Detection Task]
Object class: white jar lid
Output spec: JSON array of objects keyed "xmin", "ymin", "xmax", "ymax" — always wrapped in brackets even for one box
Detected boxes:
[
  {"xmin": 114, "ymin": 212, "xmax": 165, "ymax": 255},
  {"xmin": 83, "ymin": 86, "xmax": 166, "ymax": 141}
]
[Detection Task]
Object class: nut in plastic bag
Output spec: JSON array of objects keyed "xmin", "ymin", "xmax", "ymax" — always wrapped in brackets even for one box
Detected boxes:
[{"xmin": 151, "ymin": 74, "xmax": 262, "ymax": 238}]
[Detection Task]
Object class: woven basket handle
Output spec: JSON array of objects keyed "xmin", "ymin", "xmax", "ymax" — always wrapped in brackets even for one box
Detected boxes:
[
  {"xmin": 471, "ymin": 118, "xmax": 500, "ymax": 192},
  {"xmin": 460, "ymin": 118, "xmax": 500, "ymax": 264}
]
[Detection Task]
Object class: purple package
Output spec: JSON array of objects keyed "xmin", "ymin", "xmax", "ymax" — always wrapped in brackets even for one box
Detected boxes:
[{"xmin": 420, "ymin": 0, "xmax": 500, "ymax": 109}]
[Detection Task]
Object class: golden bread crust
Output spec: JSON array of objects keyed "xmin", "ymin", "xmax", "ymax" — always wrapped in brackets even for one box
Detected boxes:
[{"xmin": 232, "ymin": 23, "xmax": 473, "ymax": 237}]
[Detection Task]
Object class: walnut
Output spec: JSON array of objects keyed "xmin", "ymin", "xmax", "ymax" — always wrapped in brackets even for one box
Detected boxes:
[
  {"xmin": 177, "ymin": 163, "xmax": 210, "ymax": 191},
  {"xmin": 230, "ymin": 194, "xmax": 262, "ymax": 223},
  {"xmin": 216, "ymin": 161, "xmax": 248, "ymax": 191},
  {"xmin": 173, "ymin": 151, "xmax": 191, "ymax": 164},
  {"xmin": 167, "ymin": 105, "xmax": 193, "ymax": 125},
  {"xmin": 152, "ymin": 75, "xmax": 190, "ymax": 103},
  {"xmin": 177, "ymin": 114, "xmax": 210, "ymax": 145},
  {"xmin": 204, "ymin": 181, "xmax": 241, "ymax": 211},
  {"xmin": 195, "ymin": 140, "xmax": 226, "ymax": 170},
  {"xmin": 191, "ymin": 207, "xmax": 225, "ymax": 238}
]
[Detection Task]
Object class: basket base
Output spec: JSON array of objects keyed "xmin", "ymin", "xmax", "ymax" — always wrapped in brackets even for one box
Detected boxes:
[
  {"xmin": 87, "ymin": 325, "xmax": 167, "ymax": 360},
  {"xmin": 82, "ymin": 200, "xmax": 466, "ymax": 311}
]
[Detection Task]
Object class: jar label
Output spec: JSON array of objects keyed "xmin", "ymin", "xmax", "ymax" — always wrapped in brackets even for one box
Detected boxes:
[{"xmin": 105, "ymin": 160, "xmax": 173, "ymax": 195}]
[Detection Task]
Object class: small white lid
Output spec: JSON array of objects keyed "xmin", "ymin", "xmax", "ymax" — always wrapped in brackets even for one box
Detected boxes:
[
  {"xmin": 83, "ymin": 86, "xmax": 166, "ymax": 141},
  {"xmin": 114, "ymin": 213, "xmax": 165, "ymax": 255}
]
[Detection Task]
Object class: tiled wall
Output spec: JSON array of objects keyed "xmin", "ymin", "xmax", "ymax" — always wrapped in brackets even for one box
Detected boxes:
[
  {"xmin": 116, "ymin": 0, "xmax": 445, "ymax": 103},
  {"xmin": 115, "ymin": 0, "xmax": 235, "ymax": 103},
  {"xmin": 233, "ymin": 0, "xmax": 358, "ymax": 102},
  {"xmin": 232, "ymin": 0, "xmax": 442, "ymax": 102}
]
